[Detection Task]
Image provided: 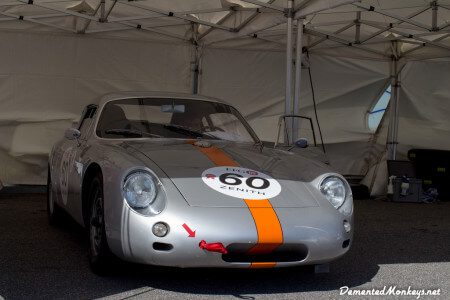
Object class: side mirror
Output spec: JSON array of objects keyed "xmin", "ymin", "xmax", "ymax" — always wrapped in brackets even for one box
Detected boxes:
[
  {"xmin": 295, "ymin": 138, "xmax": 308, "ymax": 148},
  {"xmin": 65, "ymin": 128, "xmax": 81, "ymax": 140}
]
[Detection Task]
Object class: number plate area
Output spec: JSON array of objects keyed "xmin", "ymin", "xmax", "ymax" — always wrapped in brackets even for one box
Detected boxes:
[
  {"xmin": 202, "ymin": 166, "xmax": 281, "ymax": 200},
  {"xmin": 167, "ymin": 166, "xmax": 318, "ymax": 208}
]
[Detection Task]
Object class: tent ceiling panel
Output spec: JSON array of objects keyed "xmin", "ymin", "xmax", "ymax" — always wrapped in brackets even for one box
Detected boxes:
[{"xmin": 0, "ymin": 0, "xmax": 447, "ymax": 60}]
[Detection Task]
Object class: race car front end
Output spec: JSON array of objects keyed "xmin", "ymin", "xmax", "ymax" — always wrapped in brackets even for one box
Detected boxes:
[{"xmin": 103, "ymin": 167, "xmax": 353, "ymax": 269}]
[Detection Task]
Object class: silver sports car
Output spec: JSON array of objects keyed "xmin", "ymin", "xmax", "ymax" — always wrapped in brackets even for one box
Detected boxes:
[{"xmin": 48, "ymin": 92, "xmax": 353, "ymax": 273}]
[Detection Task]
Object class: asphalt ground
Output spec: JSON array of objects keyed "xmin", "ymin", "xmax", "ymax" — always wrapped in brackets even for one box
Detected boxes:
[{"xmin": 0, "ymin": 192, "xmax": 449, "ymax": 300}]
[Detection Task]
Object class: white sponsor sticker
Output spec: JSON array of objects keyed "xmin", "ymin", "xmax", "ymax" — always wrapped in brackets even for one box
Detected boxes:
[{"xmin": 201, "ymin": 166, "xmax": 281, "ymax": 200}]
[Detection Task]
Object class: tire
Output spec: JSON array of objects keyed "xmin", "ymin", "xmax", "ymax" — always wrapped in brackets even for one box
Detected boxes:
[
  {"xmin": 88, "ymin": 173, "xmax": 114, "ymax": 275},
  {"xmin": 47, "ymin": 166, "xmax": 63, "ymax": 226}
]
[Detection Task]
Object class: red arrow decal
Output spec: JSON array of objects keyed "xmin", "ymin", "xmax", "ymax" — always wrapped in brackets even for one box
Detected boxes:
[{"xmin": 182, "ymin": 223, "xmax": 196, "ymax": 238}]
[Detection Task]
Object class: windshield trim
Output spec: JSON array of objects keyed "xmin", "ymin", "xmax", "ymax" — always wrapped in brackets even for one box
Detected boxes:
[{"xmin": 93, "ymin": 97, "xmax": 261, "ymax": 144}]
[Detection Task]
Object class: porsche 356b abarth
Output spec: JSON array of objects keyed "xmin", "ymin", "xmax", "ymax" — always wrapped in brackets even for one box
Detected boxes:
[{"xmin": 48, "ymin": 92, "xmax": 353, "ymax": 273}]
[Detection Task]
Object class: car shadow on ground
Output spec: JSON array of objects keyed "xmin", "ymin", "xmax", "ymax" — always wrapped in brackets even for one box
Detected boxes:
[{"xmin": 0, "ymin": 193, "xmax": 449, "ymax": 299}]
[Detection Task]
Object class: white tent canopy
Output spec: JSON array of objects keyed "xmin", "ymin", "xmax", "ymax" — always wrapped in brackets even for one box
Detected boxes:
[{"xmin": 0, "ymin": 0, "xmax": 449, "ymax": 195}]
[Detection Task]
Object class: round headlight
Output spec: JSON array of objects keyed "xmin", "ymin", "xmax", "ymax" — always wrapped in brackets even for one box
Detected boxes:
[
  {"xmin": 123, "ymin": 172, "xmax": 158, "ymax": 209},
  {"xmin": 320, "ymin": 176, "xmax": 347, "ymax": 209}
]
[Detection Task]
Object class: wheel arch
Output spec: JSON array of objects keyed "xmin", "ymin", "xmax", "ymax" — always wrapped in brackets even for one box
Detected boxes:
[{"xmin": 82, "ymin": 162, "xmax": 103, "ymax": 227}]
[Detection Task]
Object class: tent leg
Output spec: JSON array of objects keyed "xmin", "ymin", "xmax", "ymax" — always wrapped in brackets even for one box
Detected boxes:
[
  {"xmin": 285, "ymin": 0, "xmax": 294, "ymax": 145},
  {"xmin": 191, "ymin": 23, "xmax": 200, "ymax": 95},
  {"xmin": 388, "ymin": 58, "xmax": 401, "ymax": 160},
  {"xmin": 355, "ymin": 11, "xmax": 361, "ymax": 44},
  {"xmin": 99, "ymin": 0, "xmax": 106, "ymax": 22},
  {"xmin": 191, "ymin": 42, "xmax": 200, "ymax": 95},
  {"xmin": 392, "ymin": 69, "xmax": 401, "ymax": 160},
  {"xmin": 292, "ymin": 19, "xmax": 304, "ymax": 142},
  {"xmin": 191, "ymin": 57, "xmax": 199, "ymax": 95},
  {"xmin": 431, "ymin": 1, "xmax": 438, "ymax": 31}
]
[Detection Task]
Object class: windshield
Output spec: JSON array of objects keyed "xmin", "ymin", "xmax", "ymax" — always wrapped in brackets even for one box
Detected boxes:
[{"xmin": 96, "ymin": 98, "xmax": 258, "ymax": 143}]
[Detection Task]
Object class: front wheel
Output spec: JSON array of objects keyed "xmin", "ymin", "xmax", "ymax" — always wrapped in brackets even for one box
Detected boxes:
[{"xmin": 88, "ymin": 174, "xmax": 114, "ymax": 275}]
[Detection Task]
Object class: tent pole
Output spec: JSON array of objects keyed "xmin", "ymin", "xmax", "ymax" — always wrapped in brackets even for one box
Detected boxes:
[
  {"xmin": 293, "ymin": 18, "xmax": 304, "ymax": 142},
  {"xmin": 191, "ymin": 58, "xmax": 199, "ymax": 95},
  {"xmin": 191, "ymin": 46, "xmax": 199, "ymax": 95},
  {"xmin": 285, "ymin": 0, "xmax": 294, "ymax": 145},
  {"xmin": 387, "ymin": 58, "xmax": 396, "ymax": 160},
  {"xmin": 388, "ymin": 57, "xmax": 400, "ymax": 160},
  {"xmin": 99, "ymin": 0, "xmax": 106, "ymax": 22},
  {"xmin": 392, "ymin": 63, "xmax": 401, "ymax": 160},
  {"xmin": 355, "ymin": 11, "xmax": 361, "ymax": 44},
  {"xmin": 191, "ymin": 23, "xmax": 200, "ymax": 95},
  {"xmin": 431, "ymin": 1, "xmax": 438, "ymax": 31}
]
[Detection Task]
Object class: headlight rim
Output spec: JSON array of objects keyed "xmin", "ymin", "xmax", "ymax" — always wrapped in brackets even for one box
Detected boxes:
[
  {"xmin": 319, "ymin": 175, "xmax": 348, "ymax": 209},
  {"xmin": 123, "ymin": 169, "xmax": 162, "ymax": 211}
]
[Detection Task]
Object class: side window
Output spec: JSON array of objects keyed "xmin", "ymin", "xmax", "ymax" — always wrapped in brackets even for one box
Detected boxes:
[{"xmin": 78, "ymin": 105, "xmax": 98, "ymax": 136}]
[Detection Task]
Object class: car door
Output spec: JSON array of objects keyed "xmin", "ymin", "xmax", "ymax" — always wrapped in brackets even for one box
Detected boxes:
[{"xmin": 59, "ymin": 105, "xmax": 97, "ymax": 222}]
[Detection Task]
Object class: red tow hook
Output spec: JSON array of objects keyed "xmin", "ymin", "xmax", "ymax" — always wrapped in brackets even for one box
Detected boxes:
[{"xmin": 199, "ymin": 240, "xmax": 228, "ymax": 254}]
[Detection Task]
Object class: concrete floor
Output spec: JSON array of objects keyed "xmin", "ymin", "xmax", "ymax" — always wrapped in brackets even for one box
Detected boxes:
[{"xmin": 0, "ymin": 193, "xmax": 449, "ymax": 300}]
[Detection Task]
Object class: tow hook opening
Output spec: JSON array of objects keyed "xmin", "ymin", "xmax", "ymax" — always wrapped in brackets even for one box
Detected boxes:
[{"xmin": 199, "ymin": 240, "xmax": 228, "ymax": 254}]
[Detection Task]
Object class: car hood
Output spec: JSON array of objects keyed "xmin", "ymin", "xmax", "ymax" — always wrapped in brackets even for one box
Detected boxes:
[{"xmin": 124, "ymin": 140, "xmax": 330, "ymax": 208}]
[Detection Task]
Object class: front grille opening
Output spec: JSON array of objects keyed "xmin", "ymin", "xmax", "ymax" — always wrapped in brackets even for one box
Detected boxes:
[
  {"xmin": 222, "ymin": 243, "xmax": 308, "ymax": 263},
  {"xmin": 153, "ymin": 242, "xmax": 173, "ymax": 251}
]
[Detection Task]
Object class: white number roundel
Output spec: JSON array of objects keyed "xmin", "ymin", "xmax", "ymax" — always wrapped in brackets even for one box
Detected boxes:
[{"xmin": 201, "ymin": 166, "xmax": 281, "ymax": 200}]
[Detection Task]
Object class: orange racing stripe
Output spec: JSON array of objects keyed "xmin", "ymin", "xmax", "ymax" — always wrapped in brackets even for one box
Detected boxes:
[
  {"xmin": 249, "ymin": 262, "xmax": 277, "ymax": 268},
  {"xmin": 244, "ymin": 199, "xmax": 283, "ymax": 255},
  {"xmin": 191, "ymin": 143, "xmax": 283, "ymax": 268},
  {"xmin": 195, "ymin": 146, "xmax": 240, "ymax": 167}
]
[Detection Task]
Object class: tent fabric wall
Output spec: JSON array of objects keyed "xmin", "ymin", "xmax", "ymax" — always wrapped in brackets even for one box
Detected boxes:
[
  {"xmin": 0, "ymin": 31, "xmax": 192, "ymax": 185},
  {"xmin": 199, "ymin": 47, "xmax": 286, "ymax": 142},
  {"xmin": 360, "ymin": 58, "xmax": 450, "ymax": 197},
  {"xmin": 297, "ymin": 55, "xmax": 389, "ymax": 144},
  {"xmin": 397, "ymin": 58, "xmax": 450, "ymax": 153},
  {"xmin": 0, "ymin": 29, "xmax": 449, "ymax": 190},
  {"xmin": 200, "ymin": 49, "xmax": 390, "ymax": 143},
  {"xmin": 0, "ymin": 31, "xmax": 393, "ymax": 185}
]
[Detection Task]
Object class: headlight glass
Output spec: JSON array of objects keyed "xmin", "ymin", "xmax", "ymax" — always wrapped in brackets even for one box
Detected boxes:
[
  {"xmin": 320, "ymin": 176, "xmax": 347, "ymax": 209},
  {"xmin": 124, "ymin": 171, "xmax": 157, "ymax": 209}
]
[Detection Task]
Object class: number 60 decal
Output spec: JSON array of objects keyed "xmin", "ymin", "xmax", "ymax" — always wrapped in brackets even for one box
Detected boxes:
[
  {"xmin": 202, "ymin": 167, "xmax": 281, "ymax": 200},
  {"xmin": 219, "ymin": 173, "xmax": 270, "ymax": 189}
]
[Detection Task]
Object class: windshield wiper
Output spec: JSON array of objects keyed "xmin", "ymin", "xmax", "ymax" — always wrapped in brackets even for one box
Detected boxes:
[
  {"xmin": 163, "ymin": 124, "xmax": 218, "ymax": 139},
  {"xmin": 104, "ymin": 129, "xmax": 162, "ymax": 138}
]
